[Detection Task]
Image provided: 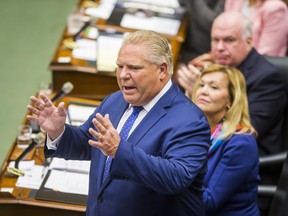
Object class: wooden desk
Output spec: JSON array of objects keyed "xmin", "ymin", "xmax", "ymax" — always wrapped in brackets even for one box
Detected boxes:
[
  {"xmin": 0, "ymin": 96, "xmax": 101, "ymax": 216},
  {"xmin": 49, "ymin": 0, "xmax": 187, "ymax": 100}
]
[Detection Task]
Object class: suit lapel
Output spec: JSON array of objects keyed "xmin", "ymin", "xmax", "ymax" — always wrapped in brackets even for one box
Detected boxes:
[
  {"xmin": 99, "ymin": 83, "xmax": 179, "ymax": 189},
  {"xmin": 128, "ymin": 105, "xmax": 166, "ymax": 146},
  {"xmin": 238, "ymin": 48, "xmax": 257, "ymax": 77},
  {"xmin": 127, "ymin": 83, "xmax": 179, "ymax": 146}
]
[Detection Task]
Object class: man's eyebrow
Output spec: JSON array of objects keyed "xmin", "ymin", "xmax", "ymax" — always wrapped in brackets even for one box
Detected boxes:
[
  {"xmin": 128, "ymin": 64, "xmax": 144, "ymax": 68},
  {"xmin": 224, "ymin": 36, "xmax": 236, "ymax": 40}
]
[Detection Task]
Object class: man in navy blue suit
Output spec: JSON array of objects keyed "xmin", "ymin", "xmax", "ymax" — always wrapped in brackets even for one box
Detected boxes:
[
  {"xmin": 27, "ymin": 30, "xmax": 210, "ymax": 216},
  {"xmin": 176, "ymin": 11, "xmax": 286, "ymax": 216}
]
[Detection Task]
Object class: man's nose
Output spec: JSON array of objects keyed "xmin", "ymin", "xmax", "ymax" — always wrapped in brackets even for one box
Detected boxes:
[
  {"xmin": 215, "ymin": 40, "xmax": 225, "ymax": 50},
  {"xmin": 119, "ymin": 67, "xmax": 130, "ymax": 78}
]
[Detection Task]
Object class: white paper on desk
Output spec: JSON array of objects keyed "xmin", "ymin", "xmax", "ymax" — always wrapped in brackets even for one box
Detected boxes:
[
  {"xmin": 9, "ymin": 160, "xmax": 35, "ymax": 170},
  {"xmin": 72, "ymin": 39, "xmax": 97, "ymax": 61},
  {"xmin": 97, "ymin": 34, "xmax": 124, "ymax": 72},
  {"xmin": 44, "ymin": 170, "xmax": 89, "ymax": 196},
  {"xmin": 120, "ymin": 14, "xmax": 181, "ymax": 36},
  {"xmin": 85, "ymin": 0, "xmax": 117, "ymax": 19},
  {"xmin": 86, "ymin": 26, "xmax": 99, "ymax": 39},
  {"xmin": 15, "ymin": 165, "xmax": 46, "ymax": 190},
  {"xmin": 67, "ymin": 103, "xmax": 97, "ymax": 126},
  {"xmin": 125, "ymin": 0, "xmax": 179, "ymax": 8},
  {"xmin": 49, "ymin": 158, "xmax": 91, "ymax": 174}
]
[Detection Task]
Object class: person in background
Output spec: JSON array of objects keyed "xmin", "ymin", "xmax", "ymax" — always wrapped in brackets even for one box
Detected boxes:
[
  {"xmin": 192, "ymin": 64, "xmax": 260, "ymax": 216},
  {"xmin": 225, "ymin": 0, "xmax": 288, "ymax": 57},
  {"xmin": 27, "ymin": 30, "xmax": 211, "ymax": 216},
  {"xmin": 175, "ymin": 11, "xmax": 286, "ymax": 215},
  {"xmin": 177, "ymin": 0, "xmax": 225, "ymax": 64}
]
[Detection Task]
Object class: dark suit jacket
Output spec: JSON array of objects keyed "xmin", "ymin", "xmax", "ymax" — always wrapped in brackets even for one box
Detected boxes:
[
  {"xmin": 204, "ymin": 134, "xmax": 260, "ymax": 216},
  {"xmin": 45, "ymin": 83, "xmax": 210, "ymax": 216},
  {"xmin": 178, "ymin": 0, "xmax": 225, "ymax": 63},
  {"xmin": 238, "ymin": 48, "xmax": 286, "ymax": 156}
]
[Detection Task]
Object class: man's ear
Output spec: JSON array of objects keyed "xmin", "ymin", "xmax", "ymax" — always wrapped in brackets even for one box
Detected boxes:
[
  {"xmin": 159, "ymin": 62, "xmax": 168, "ymax": 79},
  {"xmin": 246, "ymin": 36, "xmax": 253, "ymax": 46}
]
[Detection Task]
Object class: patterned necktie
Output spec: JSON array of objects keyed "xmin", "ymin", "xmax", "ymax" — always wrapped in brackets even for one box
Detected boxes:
[{"xmin": 102, "ymin": 106, "xmax": 144, "ymax": 183}]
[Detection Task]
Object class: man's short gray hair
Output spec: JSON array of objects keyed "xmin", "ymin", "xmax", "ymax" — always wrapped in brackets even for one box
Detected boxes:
[{"xmin": 122, "ymin": 30, "xmax": 173, "ymax": 75}]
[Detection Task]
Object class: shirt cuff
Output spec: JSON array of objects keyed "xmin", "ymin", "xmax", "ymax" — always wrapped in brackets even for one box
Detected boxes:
[{"xmin": 46, "ymin": 126, "xmax": 65, "ymax": 150}]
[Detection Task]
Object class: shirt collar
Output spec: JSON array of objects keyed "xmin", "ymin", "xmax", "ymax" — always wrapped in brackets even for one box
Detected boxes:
[{"xmin": 129, "ymin": 79, "xmax": 172, "ymax": 112}]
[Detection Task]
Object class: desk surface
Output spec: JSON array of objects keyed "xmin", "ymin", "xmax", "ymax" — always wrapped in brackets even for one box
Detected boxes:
[
  {"xmin": 0, "ymin": 96, "xmax": 101, "ymax": 216},
  {"xmin": 49, "ymin": 16, "xmax": 187, "ymax": 73}
]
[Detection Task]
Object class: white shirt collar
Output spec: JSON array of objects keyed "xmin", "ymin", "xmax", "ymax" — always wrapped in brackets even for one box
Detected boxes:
[{"xmin": 128, "ymin": 79, "xmax": 172, "ymax": 112}]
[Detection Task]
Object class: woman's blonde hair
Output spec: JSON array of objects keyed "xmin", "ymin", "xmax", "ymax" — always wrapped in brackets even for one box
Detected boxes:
[{"xmin": 192, "ymin": 64, "xmax": 257, "ymax": 139}]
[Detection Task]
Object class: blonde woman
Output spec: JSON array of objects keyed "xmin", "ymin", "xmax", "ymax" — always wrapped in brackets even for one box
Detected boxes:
[{"xmin": 192, "ymin": 64, "xmax": 260, "ymax": 215}]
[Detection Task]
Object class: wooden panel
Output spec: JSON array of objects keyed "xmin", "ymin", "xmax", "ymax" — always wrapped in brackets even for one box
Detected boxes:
[
  {"xmin": 0, "ymin": 204, "xmax": 85, "ymax": 216},
  {"xmin": 52, "ymin": 70, "xmax": 119, "ymax": 100}
]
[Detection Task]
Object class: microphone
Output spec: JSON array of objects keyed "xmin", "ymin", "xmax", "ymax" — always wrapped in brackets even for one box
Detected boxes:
[
  {"xmin": 51, "ymin": 81, "xmax": 74, "ymax": 102},
  {"xmin": 14, "ymin": 132, "xmax": 46, "ymax": 170}
]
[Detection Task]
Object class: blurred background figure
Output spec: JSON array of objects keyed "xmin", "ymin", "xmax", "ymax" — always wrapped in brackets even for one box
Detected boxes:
[
  {"xmin": 178, "ymin": 0, "xmax": 225, "ymax": 64},
  {"xmin": 225, "ymin": 0, "xmax": 288, "ymax": 57},
  {"xmin": 192, "ymin": 64, "xmax": 260, "ymax": 216}
]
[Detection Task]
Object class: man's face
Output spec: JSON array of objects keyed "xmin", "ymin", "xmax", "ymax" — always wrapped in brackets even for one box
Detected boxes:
[
  {"xmin": 116, "ymin": 44, "xmax": 168, "ymax": 106},
  {"xmin": 211, "ymin": 20, "xmax": 252, "ymax": 67}
]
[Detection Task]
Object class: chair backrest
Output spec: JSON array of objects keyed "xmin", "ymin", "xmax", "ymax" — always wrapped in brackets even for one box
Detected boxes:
[
  {"xmin": 265, "ymin": 56, "xmax": 288, "ymax": 151},
  {"xmin": 269, "ymin": 154, "xmax": 288, "ymax": 216},
  {"xmin": 257, "ymin": 56, "xmax": 288, "ymax": 215}
]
